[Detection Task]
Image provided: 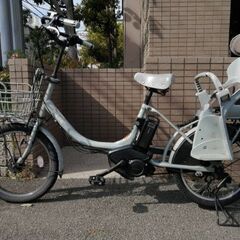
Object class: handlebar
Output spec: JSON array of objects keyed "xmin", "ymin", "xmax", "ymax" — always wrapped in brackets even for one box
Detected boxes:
[
  {"xmin": 41, "ymin": 12, "xmax": 94, "ymax": 49},
  {"xmin": 41, "ymin": 15, "xmax": 80, "ymax": 28},
  {"xmin": 41, "ymin": 11, "xmax": 80, "ymax": 28}
]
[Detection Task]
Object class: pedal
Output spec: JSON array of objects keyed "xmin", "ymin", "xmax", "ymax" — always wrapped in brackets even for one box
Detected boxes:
[{"xmin": 89, "ymin": 175, "xmax": 106, "ymax": 186}]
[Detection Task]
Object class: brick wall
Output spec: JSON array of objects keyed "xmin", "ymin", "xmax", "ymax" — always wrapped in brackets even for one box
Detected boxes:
[
  {"xmin": 8, "ymin": 58, "xmax": 64, "ymax": 146},
  {"xmin": 143, "ymin": 0, "xmax": 231, "ymax": 60},
  {"xmin": 61, "ymin": 68, "xmax": 142, "ymax": 144},
  {"xmin": 8, "ymin": 57, "xmax": 235, "ymax": 147}
]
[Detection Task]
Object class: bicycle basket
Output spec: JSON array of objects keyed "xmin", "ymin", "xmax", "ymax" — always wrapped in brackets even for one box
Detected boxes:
[{"xmin": 0, "ymin": 68, "xmax": 44, "ymax": 120}]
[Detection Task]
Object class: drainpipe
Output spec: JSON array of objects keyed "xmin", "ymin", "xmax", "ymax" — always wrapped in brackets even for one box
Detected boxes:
[
  {"xmin": 0, "ymin": 0, "xmax": 13, "ymax": 67},
  {"xmin": 10, "ymin": 0, "xmax": 24, "ymax": 52},
  {"xmin": 0, "ymin": 33, "xmax": 2, "ymax": 69}
]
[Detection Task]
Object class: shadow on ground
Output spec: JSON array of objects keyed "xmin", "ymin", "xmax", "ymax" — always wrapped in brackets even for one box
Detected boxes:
[
  {"xmin": 40, "ymin": 176, "xmax": 189, "ymax": 205},
  {"xmin": 38, "ymin": 176, "xmax": 240, "ymax": 223}
]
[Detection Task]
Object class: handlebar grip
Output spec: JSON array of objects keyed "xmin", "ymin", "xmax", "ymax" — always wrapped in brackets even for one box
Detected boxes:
[
  {"xmin": 82, "ymin": 40, "xmax": 94, "ymax": 49},
  {"xmin": 68, "ymin": 35, "xmax": 95, "ymax": 49},
  {"xmin": 59, "ymin": 17, "xmax": 80, "ymax": 28}
]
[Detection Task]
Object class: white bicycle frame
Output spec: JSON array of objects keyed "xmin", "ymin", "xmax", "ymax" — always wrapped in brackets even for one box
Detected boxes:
[{"xmin": 16, "ymin": 78, "xmax": 215, "ymax": 174}]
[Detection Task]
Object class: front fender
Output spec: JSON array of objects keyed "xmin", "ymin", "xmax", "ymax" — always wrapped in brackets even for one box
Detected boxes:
[{"xmin": 39, "ymin": 127, "xmax": 64, "ymax": 176}]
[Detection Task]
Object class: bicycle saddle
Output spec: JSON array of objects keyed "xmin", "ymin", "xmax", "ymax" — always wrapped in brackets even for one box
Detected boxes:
[{"xmin": 134, "ymin": 73, "xmax": 174, "ymax": 90}]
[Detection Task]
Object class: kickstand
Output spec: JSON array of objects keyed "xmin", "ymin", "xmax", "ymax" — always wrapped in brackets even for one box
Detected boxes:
[
  {"xmin": 213, "ymin": 177, "xmax": 240, "ymax": 227},
  {"xmin": 89, "ymin": 160, "xmax": 125, "ymax": 186}
]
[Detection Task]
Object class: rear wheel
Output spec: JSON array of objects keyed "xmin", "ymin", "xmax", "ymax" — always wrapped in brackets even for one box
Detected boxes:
[
  {"xmin": 173, "ymin": 131, "xmax": 240, "ymax": 208},
  {"xmin": 0, "ymin": 123, "xmax": 58, "ymax": 203}
]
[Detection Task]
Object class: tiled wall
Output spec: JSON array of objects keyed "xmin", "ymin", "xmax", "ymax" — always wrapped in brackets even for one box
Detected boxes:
[
  {"xmin": 61, "ymin": 68, "xmax": 142, "ymax": 144},
  {"xmin": 8, "ymin": 58, "xmax": 64, "ymax": 146},
  {"xmin": 143, "ymin": 0, "xmax": 231, "ymax": 59},
  {"xmin": 8, "ymin": 57, "xmax": 235, "ymax": 148}
]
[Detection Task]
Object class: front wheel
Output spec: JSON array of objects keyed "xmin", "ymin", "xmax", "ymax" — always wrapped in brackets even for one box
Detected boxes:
[
  {"xmin": 0, "ymin": 123, "xmax": 58, "ymax": 203},
  {"xmin": 173, "ymin": 131, "xmax": 240, "ymax": 208}
]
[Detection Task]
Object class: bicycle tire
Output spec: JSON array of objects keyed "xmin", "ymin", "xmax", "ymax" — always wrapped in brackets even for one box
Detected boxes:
[
  {"xmin": 173, "ymin": 131, "xmax": 240, "ymax": 208},
  {"xmin": 0, "ymin": 123, "xmax": 58, "ymax": 203}
]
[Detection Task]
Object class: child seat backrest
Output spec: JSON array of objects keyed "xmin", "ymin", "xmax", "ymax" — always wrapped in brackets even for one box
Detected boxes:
[{"xmin": 225, "ymin": 58, "xmax": 240, "ymax": 88}]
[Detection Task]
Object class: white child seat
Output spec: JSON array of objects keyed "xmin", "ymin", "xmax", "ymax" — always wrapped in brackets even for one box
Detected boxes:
[
  {"xmin": 190, "ymin": 67, "xmax": 235, "ymax": 161},
  {"xmin": 224, "ymin": 57, "xmax": 240, "ymax": 89},
  {"xmin": 191, "ymin": 107, "xmax": 233, "ymax": 161}
]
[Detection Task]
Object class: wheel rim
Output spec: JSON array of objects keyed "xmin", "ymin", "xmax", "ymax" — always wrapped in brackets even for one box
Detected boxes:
[
  {"xmin": 180, "ymin": 142, "xmax": 240, "ymax": 202},
  {"xmin": 0, "ymin": 129, "xmax": 54, "ymax": 196}
]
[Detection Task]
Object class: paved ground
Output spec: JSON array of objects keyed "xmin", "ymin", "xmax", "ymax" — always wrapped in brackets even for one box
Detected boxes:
[
  {"xmin": 1, "ymin": 177, "xmax": 240, "ymax": 240},
  {"xmin": 0, "ymin": 148, "xmax": 240, "ymax": 240},
  {"xmin": 61, "ymin": 147, "xmax": 118, "ymax": 179}
]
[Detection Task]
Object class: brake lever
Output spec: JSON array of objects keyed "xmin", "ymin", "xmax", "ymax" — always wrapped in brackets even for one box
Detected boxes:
[{"xmin": 45, "ymin": 26, "xmax": 60, "ymax": 37}]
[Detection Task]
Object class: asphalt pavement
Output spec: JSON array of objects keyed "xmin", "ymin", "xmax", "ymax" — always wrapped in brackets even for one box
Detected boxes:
[
  {"xmin": 1, "ymin": 176, "xmax": 240, "ymax": 240},
  {"xmin": 0, "ymin": 148, "xmax": 240, "ymax": 240}
]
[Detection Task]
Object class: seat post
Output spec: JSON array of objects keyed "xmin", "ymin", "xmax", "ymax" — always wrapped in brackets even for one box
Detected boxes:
[{"xmin": 144, "ymin": 88, "xmax": 153, "ymax": 105}]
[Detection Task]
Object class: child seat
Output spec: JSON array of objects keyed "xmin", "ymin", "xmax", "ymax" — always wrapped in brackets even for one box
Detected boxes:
[
  {"xmin": 191, "ymin": 107, "xmax": 233, "ymax": 161},
  {"xmin": 190, "ymin": 72, "xmax": 233, "ymax": 161}
]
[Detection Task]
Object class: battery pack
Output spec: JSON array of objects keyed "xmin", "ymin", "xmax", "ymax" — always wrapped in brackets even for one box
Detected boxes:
[{"xmin": 135, "ymin": 116, "xmax": 159, "ymax": 151}]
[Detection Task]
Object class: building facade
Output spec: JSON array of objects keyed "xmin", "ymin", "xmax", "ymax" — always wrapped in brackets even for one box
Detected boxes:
[{"xmin": 124, "ymin": 0, "xmax": 239, "ymax": 68}]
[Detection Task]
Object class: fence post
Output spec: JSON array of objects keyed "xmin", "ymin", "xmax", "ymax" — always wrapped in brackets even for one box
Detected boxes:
[{"xmin": 0, "ymin": 0, "xmax": 13, "ymax": 67}]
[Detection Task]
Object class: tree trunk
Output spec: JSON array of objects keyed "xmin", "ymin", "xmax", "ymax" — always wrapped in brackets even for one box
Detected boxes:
[{"xmin": 108, "ymin": 34, "xmax": 113, "ymax": 66}]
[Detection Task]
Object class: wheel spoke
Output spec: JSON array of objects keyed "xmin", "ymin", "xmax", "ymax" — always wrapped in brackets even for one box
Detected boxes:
[
  {"xmin": 195, "ymin": 183, "xmax": 210, "ymax": 195},
  {"xmin": 174, "ymin": 128, "xmax": 240, "ymax": 207},
  {"xmin": 0, "ymin": 124, "xmax": 58, "ymax": 203}
]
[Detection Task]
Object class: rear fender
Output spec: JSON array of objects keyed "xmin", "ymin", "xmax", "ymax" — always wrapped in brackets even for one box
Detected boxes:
[{"xmin": 168, "ymin": 127, "xmax": 196, "ymax": 164}]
